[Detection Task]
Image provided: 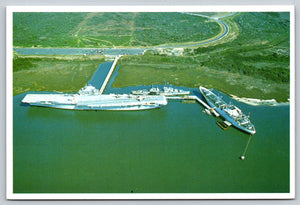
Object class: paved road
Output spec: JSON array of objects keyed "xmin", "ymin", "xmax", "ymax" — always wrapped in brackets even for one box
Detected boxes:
[{"xmin": 155, "ymin": 12, "xmax": 231, "ymax": 48}]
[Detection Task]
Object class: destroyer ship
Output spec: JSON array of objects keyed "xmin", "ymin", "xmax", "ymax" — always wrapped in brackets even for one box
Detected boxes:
[
  {"xmin": 132, "ymin": 86, "xmax": 190, "ymax": 96},
  {"xmin": 22, "ymin": 85, "xmax": 168, "ymax": 111},
  {"xmin": 200, "ymin": 86, "xmax": 256, "ymax": 135}
]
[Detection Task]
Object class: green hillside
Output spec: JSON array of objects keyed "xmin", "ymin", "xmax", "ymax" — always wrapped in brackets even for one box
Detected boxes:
[{"xmin": 13, "ymin": 12, "xmax": 221, "ymax": 48}]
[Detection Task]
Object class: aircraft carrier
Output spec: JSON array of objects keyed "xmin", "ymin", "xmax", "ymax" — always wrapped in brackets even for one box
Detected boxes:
[{"xmin": 22, "ymin": 85, "xmax": 168, "ymax": 111}]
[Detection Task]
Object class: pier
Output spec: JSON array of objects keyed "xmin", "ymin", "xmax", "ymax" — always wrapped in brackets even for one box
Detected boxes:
[
  {"xmin": 99, "ymin": 55, "xmax": 122, "ymax": 94},
  {"xmin": 166, "ymin": 95, "xmax": 220, "ymax": 117}
]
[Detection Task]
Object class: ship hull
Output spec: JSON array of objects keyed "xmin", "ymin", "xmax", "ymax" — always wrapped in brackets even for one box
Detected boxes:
[
  {"xmin": 22, "ymin": 93, "xmax": 167, "ymax": 111},
  {"xmin": 28, "ymin": 103, "xmax": 161, "ymax": 111},
  {"xmin": 200, "ymin": 86, "xmax": 256, "ymax": 135}
]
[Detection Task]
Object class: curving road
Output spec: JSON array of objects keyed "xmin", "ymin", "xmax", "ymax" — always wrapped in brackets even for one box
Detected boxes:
[{"xmin": 153, "ymin": 12, "xmax": 233, "ymax": 49}]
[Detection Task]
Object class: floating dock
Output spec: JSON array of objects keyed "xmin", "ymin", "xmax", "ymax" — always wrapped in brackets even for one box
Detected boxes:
[{"xmin": 216, "ymin": 120, "xmax": 232, "ymax": 130}]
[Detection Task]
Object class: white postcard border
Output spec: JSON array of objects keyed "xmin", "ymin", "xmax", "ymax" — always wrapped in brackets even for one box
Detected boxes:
[{"xmin": 6, "ymin": 5, "xmax": 295, "ymax": 200}]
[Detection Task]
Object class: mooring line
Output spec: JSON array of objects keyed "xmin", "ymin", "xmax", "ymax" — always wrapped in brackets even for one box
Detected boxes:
[{"xmin": 240, "ymin": 135, "xmax": 253, "ymax": 160}]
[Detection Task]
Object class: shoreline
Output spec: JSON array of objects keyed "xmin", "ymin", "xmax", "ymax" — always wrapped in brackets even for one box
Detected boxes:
[{"xmin": 230, "ymin": 95, "xmax": 289, "ymax": 106}]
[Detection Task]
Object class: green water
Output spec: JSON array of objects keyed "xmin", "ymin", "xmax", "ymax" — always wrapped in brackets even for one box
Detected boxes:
[{"xmin": 13, "ymin": 93, "xmax": 290, "ymax": 193}]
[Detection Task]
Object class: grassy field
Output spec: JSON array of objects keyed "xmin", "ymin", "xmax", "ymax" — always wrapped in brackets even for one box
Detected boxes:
[
  {"xmin": 13, "ymin": 12, "xmax": 221, "ymax": 48},
  {"xmin": 13, "ymin": 56, "xmax": 106, "ymax": 95},
  {"xmin": 13, "ymin": 13, "xmax": 87, "ymax": 48}
]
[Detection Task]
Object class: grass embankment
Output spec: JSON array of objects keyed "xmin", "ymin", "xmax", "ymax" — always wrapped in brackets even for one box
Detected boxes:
[
  {"xmin": 13, "ymin": 12, "xmax": 221, "ymax": 48},
  {"xmin": 13, "ymin": 55, "xmax": 106, "ymax": 95},
  {"xmin": 114, "ymin": 12, "xmax": 290, "ymax": 102}
]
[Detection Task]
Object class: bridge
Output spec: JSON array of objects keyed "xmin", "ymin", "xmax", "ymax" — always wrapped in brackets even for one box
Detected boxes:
[{"xmin": 166, "ymin": 95, "xmax": 220, "ymax": 117}]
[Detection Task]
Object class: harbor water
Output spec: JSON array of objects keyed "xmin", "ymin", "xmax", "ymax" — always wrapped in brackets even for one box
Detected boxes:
[
  {"xmin": 13, "ymin": 48, "xmax": 145, "ymax": 56},
  {"xmin": 13, "ymin": 95, "xmax": 290, "ymax": 194},
  {"xmin": 12, "ymin": 62, "xmax": 290, "ymax": 193}
]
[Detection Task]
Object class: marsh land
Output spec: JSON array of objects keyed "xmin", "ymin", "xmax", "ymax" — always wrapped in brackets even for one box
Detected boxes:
[
  {"xmin": 13, "ymin": 12, "xmax": 290, "ymax": 102},
  {"xmin": 13, "ymin": 55, "xmax": 106, "ymax": 95}
]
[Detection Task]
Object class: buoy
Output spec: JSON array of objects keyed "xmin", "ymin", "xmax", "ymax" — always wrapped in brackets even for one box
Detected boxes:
[{"xmin": 240, "ymin": 156, "xmax": 245, "ymax": 160}]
